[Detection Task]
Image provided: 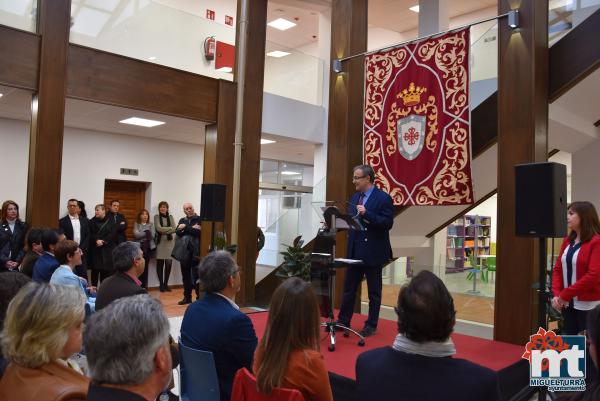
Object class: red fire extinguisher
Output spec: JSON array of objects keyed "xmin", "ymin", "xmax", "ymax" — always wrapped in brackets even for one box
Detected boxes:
[{"xmin": 204, "ymin": 36, "xmax": 215, "ymax": 61}]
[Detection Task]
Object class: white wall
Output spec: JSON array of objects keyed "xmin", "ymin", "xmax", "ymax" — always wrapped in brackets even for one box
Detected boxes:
[
  {"xmin": 264, "ymin": 53, "xmax": 324, "ymax": 105},
  {"xmin": 572, "ymin": 139, "xmax": 600, "ymax": 211},
  {"xmin": 0, "ymin": 118, "xmax": 30, "ymax": 219}
]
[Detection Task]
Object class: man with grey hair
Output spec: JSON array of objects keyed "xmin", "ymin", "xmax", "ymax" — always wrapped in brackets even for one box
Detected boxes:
[
  {"xmin": 180, "ymin": 250, "xmax": 257, "ymax": 401},
  {"xmin": 94, "ymin": 241, "xmax": 146, "ymax": 311},
  {"xmin": 84, "ymin": 294, "xmax": 172, "ymax": 401},
  {"xmin": 173, "ymin": 202, "xmax": 201, "ymax": 305}
]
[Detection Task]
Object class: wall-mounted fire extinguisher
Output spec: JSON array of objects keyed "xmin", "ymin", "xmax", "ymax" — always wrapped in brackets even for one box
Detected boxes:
[{"xmin": 204, "ymin": 36, "xmax": 215, "ymax": 61}]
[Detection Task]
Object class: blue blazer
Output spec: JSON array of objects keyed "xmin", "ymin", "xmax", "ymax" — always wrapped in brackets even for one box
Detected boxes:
[
  {"xmin": 180, "ymin": 293, "xmax": 257, "ymax": 401},
  {"xmin": 32, "ymin": 252, "xmax": 60, "ymax": 282},
  {"xmin": 347, "ymin": 186, "xmax": 394, "ymax": 267},
  {"xmin": 356, "ymin": 347, "xmax": 501, "ymax": 401}
]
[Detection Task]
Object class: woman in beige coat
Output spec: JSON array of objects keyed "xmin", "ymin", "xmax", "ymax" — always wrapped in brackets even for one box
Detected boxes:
[{"xmin": 154, "ymin": 201, "xmax": 177, "ymax": 292}]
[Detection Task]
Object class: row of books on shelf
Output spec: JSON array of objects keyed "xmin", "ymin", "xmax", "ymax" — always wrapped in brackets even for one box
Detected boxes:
[
  {"xmin": 466, "ymin": 226, "xmax": 491, "ymax": 237},
  {"xmin": 465, "ymin": 248, "xmax": 490, "ymax": 257},
  {"xmin": 448, "ymin": 238, "xmax": 490, "ymax": 248},
  {"xmin": 465, "ymin": 216, "xmax": 492, "ymax": 226}
]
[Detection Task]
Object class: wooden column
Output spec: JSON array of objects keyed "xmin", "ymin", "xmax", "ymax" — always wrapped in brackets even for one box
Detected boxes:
[
  {"xmin": 201, "ymin": 80, "xmax": 237, "ymax": 258},
  {"xmin": 234, "ymin": 0, "xmax": 268, "ymax": 306},
  {"xmin": 494, "ymin": 0, "xmax": 549, "ymax": 344},
  {"xmin": 326, "ymin": 0, "xmax": 368, "ymax": 305},
  {"xmin": 26, "ymin": 0, "xmax": 71, "ymax": 226}
]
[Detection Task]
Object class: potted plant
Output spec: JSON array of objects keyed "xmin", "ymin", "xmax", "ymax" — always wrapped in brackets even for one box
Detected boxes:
[
  {"xmin": 213, "ymin": 231, "xmax": 237, "ymax": 255},
  {"xmin": 276, "ymin": 235, "xmax": 311, "ymax": 281}
]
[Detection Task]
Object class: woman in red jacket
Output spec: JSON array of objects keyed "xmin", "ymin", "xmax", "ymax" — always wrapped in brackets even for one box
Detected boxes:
[{"xmin": 552, "ymin": 201, "xmax": 600, "ymax": 335}]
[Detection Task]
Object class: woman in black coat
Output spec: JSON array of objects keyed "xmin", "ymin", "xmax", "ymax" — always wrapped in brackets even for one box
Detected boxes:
[
  {"xmin": 0, "ymin": 201, "xmax": 28, "ymax": 271},
  {"xmin": 89, "ymin": 204, "xmax": 118, "ymax": 286}
]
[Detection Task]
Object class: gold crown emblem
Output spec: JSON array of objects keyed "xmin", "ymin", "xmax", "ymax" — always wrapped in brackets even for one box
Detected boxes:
[{"xmin": 398, "ymin": 82, "xmax": 426, "ymax": 106}]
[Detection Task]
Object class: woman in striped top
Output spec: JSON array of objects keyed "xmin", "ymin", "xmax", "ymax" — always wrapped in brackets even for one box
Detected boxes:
[{"xmin": 551, "ymin": 201, "xmax": 600, "ymax": 335}]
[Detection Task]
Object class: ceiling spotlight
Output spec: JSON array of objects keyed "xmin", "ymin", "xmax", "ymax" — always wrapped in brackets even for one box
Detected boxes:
[
  {"xmin": 119, "ymin": 117, "xmax": 165, "ymax": 127},
  {"xmin": 268, "ymin": 18, "xmax": 296, "ymax": 31},
  {"xmin": 508, "ymin": 9, "xmax": 519, "ymax": 29},
  {"xmin": 0, "ymin": 93, "xmax": 3, "ymax": 98},
  {"xmin": 409, "ymin": 5, "xmax": 419, "ymax": 13},
  {"xmin": 267, "ymin": 51, "xmax": 291, "ymax": 58},
  {"xmin": 148, "ymin": 56, "xmax": 157, "ymax": 60},
  {"xmin": 261, "ymin": 139, "xmax": 276, "ymax": 144},
  {"xmin": 216, "ymin": 67, "xmax": 233, "ymax": 73}
]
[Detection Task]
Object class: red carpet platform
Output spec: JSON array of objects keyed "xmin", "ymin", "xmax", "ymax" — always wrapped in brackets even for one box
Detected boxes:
[{"xmin": 248, "ymin": 311, "xmax": 530, "ymax": 401}]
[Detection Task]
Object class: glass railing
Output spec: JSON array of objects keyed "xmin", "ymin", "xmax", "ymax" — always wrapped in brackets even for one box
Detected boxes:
[
  {"xmin": 69, "ymin": 0, "xmax": 236, "ymax": 80},
  {"xmin": 257, "ymin": 177, "xmax": 325, "ymax": 268},
  {"xmin": 469, "ymin": 21, "xmax": 498, "ymax": 109},
  {"xmin": 263, "ymin": 40, "xmax": 325, "ymax": 106},
  {"xmin": 549, "ymin": 0, "xmax": 600, "ymax": 45},
  {"xmin": 0, "ymin": 0, "xmax": 36, "ymax": 32}
]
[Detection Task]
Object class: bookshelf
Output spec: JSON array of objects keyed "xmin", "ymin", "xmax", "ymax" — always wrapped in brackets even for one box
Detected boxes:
[{"xmin": 446, "ymin": 215, "xmax": 492, "ymax": 273}]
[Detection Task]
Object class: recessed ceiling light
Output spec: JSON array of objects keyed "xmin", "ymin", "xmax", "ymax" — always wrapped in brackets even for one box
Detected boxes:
[
  {"xmin": 148, "ymin": 56, "xmax": 157, "ymax": 60},
  {"xmin": 119, "ymin": 117, "xmax": 165, "ymax": 127},
  {"xmin": 261, "ymin": 139, "xmax": 276, "ymax": 144},
  {"xmin": 281, "ymin": 171, "xmax": 301, "ymax": 175},
  {"xmin": 267, "ymin": 50, "xmax": 291, "ymax": 58},
  {"xmin": 267, "ymin": 18, "xmax": 296, "ymax": 31},
  {"xmin": 0, "ymin": 93, "xmax": 3, "ymax": 98},
  {"xmin": 409, "ymin": 5, "xmax": 420, "ymax": 12},
  {"xmin": 216, "ymin": 67, "xmax": 233, "ymax": 73}
]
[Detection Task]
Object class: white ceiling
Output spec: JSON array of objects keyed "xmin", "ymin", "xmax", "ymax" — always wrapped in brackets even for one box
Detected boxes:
[{"xmin": 267, "ymin": 1, "xmax": 320, "ymax": 51}]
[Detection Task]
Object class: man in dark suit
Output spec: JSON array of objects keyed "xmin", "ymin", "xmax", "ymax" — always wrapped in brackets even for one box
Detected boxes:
[
  {"xmin": 338, "ymin": 164, "xmax": 394, "ymax": 337},
  {"xmin": 84, "ymin": 295, "xmax": 172, "ymax": 401},
  {"xmin": 174, "ymin": 202, "xmax": 201, "ymax": 305},
  {"xmin": 180, "ymin": 251, "xmax": 257, "ymax": 401},
  {"xmin": 109, "ymin": 200, "xmax": 128, "ymax": 244},
  {"xmin": 356, "ymin": 271, "xmax": 501, "ymax": 401},
  {"xmin": 32, "ymin": 229, "xmax": 62, "ymax": 282},
  {"xmin": 94, "ymin": 241, "xmax": 146, "ymax": 311},
  {"xmin": 59, "ymin": 198, "xmax": 90, "ymax": 279}
]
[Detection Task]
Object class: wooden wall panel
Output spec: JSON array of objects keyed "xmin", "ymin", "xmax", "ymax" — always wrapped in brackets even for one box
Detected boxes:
[
  {"xmin": 26, "ymin": 0, "xmax": 71, "ymax": 227},
  {"xmin": 495, "ymin": 0, "xmax": 549, "ymax": 345},
  {"xmin": 66, "ymin": 45, "xmax": 219, "ymax": 123},
  {"xmin": 0, "ymin": 26, "xmax": 39, "ymax": 91},
  {"xmin": 326, "ymin": 0, "xmax": 368, "ymax": 306},
  {"xmin": 201, "ymin": 80, "xmax": 237, "ymax": 258},
  {"xmin": 234, "ymin": 0, "xmax": 268, "ymax": 306}
]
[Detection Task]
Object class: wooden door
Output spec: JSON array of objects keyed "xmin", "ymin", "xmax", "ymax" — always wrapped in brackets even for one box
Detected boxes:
[{"xmin": 104, "ymin": 180, "xmax": 147, "ymax": 241}]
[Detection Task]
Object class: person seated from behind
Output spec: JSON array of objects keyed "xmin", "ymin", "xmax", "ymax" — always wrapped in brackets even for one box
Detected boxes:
[
  {"xmin": 252, "ymin": 277, "xmax": 333, "ymax": 401},
  {"xmin": 94, "ymin": 241, "xmax": 146, "ymax": 311},
  {"xmin": 32, "ymin": 229, "xmax": 61, "ymax": 282},
  {"xmin": 0, "ymin": 271, "xmax": 31, "ymax": 377},
  {"xmin": 51, "ymin": 240, "xmax": 96, "ymax": 314},
  {"xmin": 0, "ymin": 283, "xmax": 89, "ymax": 401},
  {"xmin": 83, "ymin": 294, "xmax": 173, "ymax": 401},
  {"xmin": 180, "ymin": 250, "xmax": 257, "ymax": 401},
  {"xmin": 19, "ymin": 227, "xmax": 44, "ymax": 278},
  {"xmin": 356, "ymin": 271, "xmax": 501, "ymax": 401}
]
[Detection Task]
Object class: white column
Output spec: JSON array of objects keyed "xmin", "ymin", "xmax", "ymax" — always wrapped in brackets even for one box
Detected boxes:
[{"xmin": 418, "ymin": 0, "xmax": 449, "ymax": 37}]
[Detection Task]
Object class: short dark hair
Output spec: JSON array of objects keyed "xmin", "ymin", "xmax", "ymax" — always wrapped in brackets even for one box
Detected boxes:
[
  {"xmin": 41, "ymin": 229, "xmax": 60, "ymax": 252},
  {"xmin": 396, "ymin": 271, "xmax": 456, "ymax": 343},
  {"xmin": 136, "ymin": 209, "xmax": 150, "ymax": 224},
  {"xmin": 0, "ymin": 272, "xmax": 30, "ymax": 329},
  {"xmin": 158, "ymin": 201, "xmax": 169, "ymax": 210},
  {"xmin": 67, "ymin": 198, "xmax": 78, "ymax": 204},
  {"xmin": 197, "ymin": 251, "xmax": 238, "ymax": 293},
  {"xmin": 54, "ymin": 240, "xmax": 79, "ymax": 265},
  {"xmin": 110, "ymin": 200, "xmax": 120, "ymax": 206},
  {"xmin": 25, "ymin": 227, "xmax": 44, "ymax": 250},
  {"xmin": 353, "ymin": 164, "xmax": 375, "ymax": 183},
  {"xmin": 112, "ymin": 241, "xmax": 142, "ymax": 272}
]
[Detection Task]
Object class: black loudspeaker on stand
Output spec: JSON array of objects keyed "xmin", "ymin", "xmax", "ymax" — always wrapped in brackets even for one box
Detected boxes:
[
  {"xmin": 200, "ymin": 184, "xmax": 227, "ymax": 251},
  {"xmin": 515, "ymin": 162, "xmax": 567, "ymax": 401}
]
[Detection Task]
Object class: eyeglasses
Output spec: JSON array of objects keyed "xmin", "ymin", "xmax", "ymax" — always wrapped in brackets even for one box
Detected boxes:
[{"xmin": 352, "ymin": 175, "xmax": 367, "ymax": 181}]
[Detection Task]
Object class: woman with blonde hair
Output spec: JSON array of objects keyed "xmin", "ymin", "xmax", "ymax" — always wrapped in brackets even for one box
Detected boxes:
[
  {"xmin": 252, "ymin": 277, "xmax": 333, "ymax": 401},
  {"xmin": 0, "ymin": 283, "xmax": 89, "ymax": 400}
]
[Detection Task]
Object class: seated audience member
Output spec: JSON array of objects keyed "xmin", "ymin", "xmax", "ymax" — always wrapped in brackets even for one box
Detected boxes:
[
  {"xmin": 180, "ymin": 251, "xmax": 257, "ymax": 401},
  {"xmin": 0, "ymin": 283, "xmax": 89, "ymax": 401},
  {"xmin": 0, "ymin": 200, "xmax": 28, "ymax": 271},
  {"xmin": 356, "ymin": 271, "xmax": 501, "ymax": 401},
  {"xmin": 19, "ymin": 228, "xmax": 44, "ymax": 278},
  {"xmin": 32, "ymin": 229, "xmax": 61, "ymax": 282},
  {"xmin": 94, "ymin": 241, "xmax": 146, "ymax": 311},
  {"xmin": 83, "ymin": 294, "xmax": 172, "ymax": 401},
  {"xmin": 252, "ymin": 277, "xmax": 333, "ymax": 401},
  {"xmin": 0, "ymin": 272, "xmax": 30, "ymax": 377},
  {"xmin": 571, "ymin": 305, "xmax": 600, "ymax": 401},
  {"xmin": 51, "ymin": 240, "xmax": 96, "ymax": 313}
]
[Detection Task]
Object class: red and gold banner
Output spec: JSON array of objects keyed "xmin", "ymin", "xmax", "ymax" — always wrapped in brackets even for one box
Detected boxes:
[{"xmin": 363, "ymin": 28, "xmax": 473, "ymax": 206}]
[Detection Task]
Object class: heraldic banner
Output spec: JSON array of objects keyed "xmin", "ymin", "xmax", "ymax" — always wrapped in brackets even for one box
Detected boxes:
[{"xmin": 363, "ymin": 28, "xmax": 473, "ymax": 206}]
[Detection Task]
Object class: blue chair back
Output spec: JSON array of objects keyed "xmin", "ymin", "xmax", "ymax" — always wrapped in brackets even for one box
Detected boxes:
[{"xmin": 179, "ymin": 338, "xmax": 220, "ymax": 401}]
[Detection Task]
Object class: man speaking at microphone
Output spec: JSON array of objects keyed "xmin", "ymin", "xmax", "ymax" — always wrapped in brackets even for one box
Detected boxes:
[{"xmin": 338, "ymin": 164, "xmax": 394, "ymax": 337}]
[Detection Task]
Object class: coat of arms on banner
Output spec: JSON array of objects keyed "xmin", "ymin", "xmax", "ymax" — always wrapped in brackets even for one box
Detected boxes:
[{"xmin": 363, "ymin": 28, "xmax": 474, "ymax": 206}]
